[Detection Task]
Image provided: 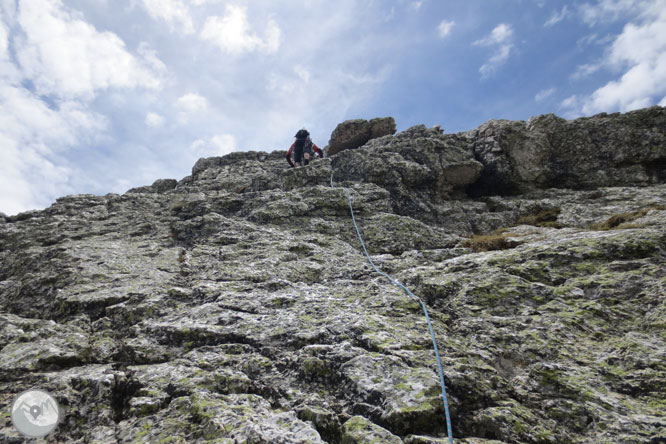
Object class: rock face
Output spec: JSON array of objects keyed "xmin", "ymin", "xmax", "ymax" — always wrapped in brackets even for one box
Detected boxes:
[
  {"xmin": 328, "ymin": 117, "xmax": 397, "ymax": 156},
  {"xmin": 1, "ymin": 107, "xmax": 665, "ymax": 444},
  {"xmin": 467, "ymin": 110, "xmax": 666, "ymax": 195}
]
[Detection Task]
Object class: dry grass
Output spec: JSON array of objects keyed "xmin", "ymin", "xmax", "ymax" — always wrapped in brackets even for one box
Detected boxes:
[
  {"xmin": 590, "ymin": 205, "xmax": 665, "ymax": 231},
  {"xmin": 462, "ymin": 230, "xmax": 522, "ymax": 252},
  {"xmin": 517, "ymin": 208, "xmax": 562, "ymax": 228}
]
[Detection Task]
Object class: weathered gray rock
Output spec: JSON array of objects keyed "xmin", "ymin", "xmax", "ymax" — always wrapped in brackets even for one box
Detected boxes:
[
  {"xmin": 341, "ymin": 415, "xmax": 403, "ymax": 443},
  {"xmin": 331, "ymin": 124, "xmax": 483, "ymax": 223},
  {"xmin": 467, "ymin": 107, "xmax": 666, "ymax": 195},
  {"xmin": 369, "ymin": 117, "xmax": 398, "ymax": 139},
  {"xmin": 405, "ymin": 436, "xmax": 509, "ymax": 444},
  {"xmin": 1, "ymin": 107, "xmax": 665, "ymax": 443},
  {"xmin": 328, "ymin": 117, "xmax": 396, "ymax": 156},
  {"xmin": 126, "ymin": 178, "xmax": 178, "ymax": 194}
]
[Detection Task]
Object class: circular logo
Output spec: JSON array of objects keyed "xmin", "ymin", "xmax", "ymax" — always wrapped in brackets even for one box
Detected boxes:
[{"xmin": 10, "ymin": 389, "xmax": 61, "ymax": 438}]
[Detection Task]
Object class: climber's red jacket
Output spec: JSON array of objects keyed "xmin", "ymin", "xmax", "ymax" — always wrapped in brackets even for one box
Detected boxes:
[
  {"xmin": 285, "ymin": 142, "xmax": 323, "ymax": 158},
  {"xmin": 286, "ymin": 139, "xmax": 323, "ymax": 167}
]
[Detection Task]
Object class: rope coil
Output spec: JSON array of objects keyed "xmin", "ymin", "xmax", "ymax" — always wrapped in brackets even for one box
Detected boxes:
[{"xmin": 330, "ymin": 172, "xmax": 454, "ymax": 443}]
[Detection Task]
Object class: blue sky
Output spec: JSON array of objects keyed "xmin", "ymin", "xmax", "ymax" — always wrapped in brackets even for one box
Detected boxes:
[{"xmin": 1, "ymin": 0, "xmax": 665, "ymax": 215}]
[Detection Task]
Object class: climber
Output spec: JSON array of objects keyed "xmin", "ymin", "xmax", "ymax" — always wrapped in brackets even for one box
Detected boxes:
[{"xmin": 286, "ymin": 129, "xmax": 323, "ymax": 167}]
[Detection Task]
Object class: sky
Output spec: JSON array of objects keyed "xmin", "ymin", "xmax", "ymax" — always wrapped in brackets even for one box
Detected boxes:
[{"xmin": 1, "ymin": 0, "xmax": 665, "ymax": 215}]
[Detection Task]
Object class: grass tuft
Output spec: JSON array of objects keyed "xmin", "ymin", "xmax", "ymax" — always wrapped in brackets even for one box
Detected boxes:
[
  {"xmin": 517, "ymin": 208, "xmax": 562, "ymax": 228},
  {"xmin": 590, "ymin": 205, "xmax": 665, "ymax": 230},
  {"xmin": 463, "ymin": 230, "xmax": 522, "ymax": 252}
]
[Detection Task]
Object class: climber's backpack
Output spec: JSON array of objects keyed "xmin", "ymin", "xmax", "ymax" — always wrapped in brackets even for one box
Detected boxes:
[
  {"xmin": 295, "ymin": 129, "xmax": 309, "ymax": 139},
  {"xmin": 294, "ymin": 129, "xmax": 312, "ymax": 152}
]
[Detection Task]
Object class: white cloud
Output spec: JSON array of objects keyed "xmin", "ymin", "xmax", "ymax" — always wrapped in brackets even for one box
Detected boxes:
[
  {"xmin": 535, "ymin": 87, "xmax": 556, "ymax": 102},
  {"xmin": 140, "ymin": 0, "xmax": 195, "ymax": 34},
  {"xmin": 571, "ymin": 62, "xmax": 603, "ymax": 79},
  {"xmin": 175, "ymin": 93, "xmax": 209, "ymax": 124},
  {"xmin": 410, "ymin": 1, "xmax": 424, "ymax": 11},
  {"xmin": 479, "ymin": 45, "xmax": 512, "ymax": 77},
  {"xmin": 474, "ymin": 23, "xmax": 513, "ymax": 46},
  {"xmin": 138, "ymin": 42, "xmax": 168, "ymax": 74},
  {"xmin": 211, "ymin": 134, "xmax": 236, "ymax": 154},
  {"xmin": 0, "ymin": 15, "xmax": 8, "ymax": 60},
  {"xmin": 608, "ymin": 7, "xmax": 666, "ymax": 66},
  {"xmin": 438, "ymin": 20, "xmax": 455, "ymax": 38},
  {"xmin": 0, "ymin": 139, "xmax": 66, "ymax": 216},
  {"xmin": 200, "ymin": 5, "xmax": 281, "ymax": 54},
  {"xmin": 294, "ymin": 65, "xmax": 310, "ymax": 83},
  {"xmin": 545, "ymin": 5, "xmax": 570, "ymax": 27},
  {"xmin": 578, "ymin": 0, "xmax": 666, "ymax": 114},
  {"xmin": 16, "ymin": 0, "xmax": 163, "ymax": 99},
  {"xmin": 8, "ymin": 96, "xmax": 104, "ymax": 150},
  {"xmin": 176, "ymin": 93, "xmax": 208, "ymax": 112},
  {"xmin": 559, "ymin": 94, "xmax": 582, "ymax": 118},
  {"xmin": 474, "ymin": 24, "xmax": 515, "ymax": 78},
  {"xmin": 0, "ymin": 0, "xmax": 18, "ymax": 24},
  {"xmin": 189, "ymin": 134, "xmax": 236, "ymax": 157},
  {"xmin": 579, "ymin": 0, "xmax": 645, "ymax": 25},
  {"xmin": 145, "ymin": 112, "xmax": 164, "ymax": 127},
  {"xmin": 0, "ymin": 84, "xmax": 107, "ymax": 214},
  {"xmin": 582, "ymin": 60, "xmax": 665, "ymax": 114},
  {"xmin": 577, "ymin": 33, "xmax": 615, "ymax": 46},
  {"xmin": 0, "ymin": 0, "xmax": 167, "ymax": 215}
]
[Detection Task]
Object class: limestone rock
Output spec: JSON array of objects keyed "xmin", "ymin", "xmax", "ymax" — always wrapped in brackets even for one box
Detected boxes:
[
  {"xmin": 1, "ymin": 107, "xmax": 665, "ymax": 443},
  {"xmin": 370, "ymin": 117, "xmax": 397, "ymax": 139},
  {"xmin": 126, "ymin": 178, "xmax": 178, "ymax": 194},
  {"xmin": 467, "ymin": 107, "xmax": 666, "ymax": 195},
  {"xmin": 341, "ymin": 415, "xmax": 403, "ymax": 443},
  {"xmin": 331, "ymin": 124, "xmax": 483, "ymax": 222},
  {"xmin": 328, "ymin": 117, "xmax": 396, "ymax": 155}
]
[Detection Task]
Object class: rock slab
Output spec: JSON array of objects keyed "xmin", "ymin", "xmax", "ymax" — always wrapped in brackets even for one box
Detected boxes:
[{"xmin": 0, "ymin": 107, "xmax": 665, "ymax": 444}]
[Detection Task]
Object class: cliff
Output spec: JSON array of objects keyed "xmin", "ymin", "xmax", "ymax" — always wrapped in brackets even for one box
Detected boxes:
[{"xmin": 1, "ymin": 107, "xmax": 665, "ymax": 443}]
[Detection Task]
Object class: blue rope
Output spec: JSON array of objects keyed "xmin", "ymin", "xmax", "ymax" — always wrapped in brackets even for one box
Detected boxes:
[{"xmin": 330, "ymin": 172, "xmax": 454, "ymax": 444}]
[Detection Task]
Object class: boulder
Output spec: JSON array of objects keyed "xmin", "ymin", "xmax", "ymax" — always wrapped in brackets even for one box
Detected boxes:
[
  {"xmin": 369, "ymin": 116, "xmax": 397, "ymax": 139},
  {"xmin": 328, "ymin": 117, "xmax": 396, "ymax": 155},
  {"xmin": 151, "ymin": 178, "xmax": 178, "ymax": 193}
]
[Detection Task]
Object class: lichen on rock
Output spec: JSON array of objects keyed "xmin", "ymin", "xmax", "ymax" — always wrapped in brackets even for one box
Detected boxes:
[{"xmin": 1, "ymin": 107, "xmax": 665, "ymax": 443}]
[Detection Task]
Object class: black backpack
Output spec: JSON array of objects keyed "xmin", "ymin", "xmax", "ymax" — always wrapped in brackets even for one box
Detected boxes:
[
  {"xmin": 294, "ymin": 129, "xmax": 312, "ymax": 151},
  {"xmin": 295, "ymin": 129, "xmax": 310, "ymax": 139}
]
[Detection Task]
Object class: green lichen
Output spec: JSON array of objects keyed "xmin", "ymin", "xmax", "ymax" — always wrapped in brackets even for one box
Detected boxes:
[
  {"xmin": 134, "ymin": 421, "xmax": 153, "ymax": 441},
  {"xmin": 301, "ymin": 356, "xmax": 331, "ymax": 379}
]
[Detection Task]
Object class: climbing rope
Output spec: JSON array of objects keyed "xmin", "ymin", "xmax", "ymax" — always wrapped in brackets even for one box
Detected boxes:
[{"xmin": 330, "ymin": 172, "xmax": 454, "ymax": 444}]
